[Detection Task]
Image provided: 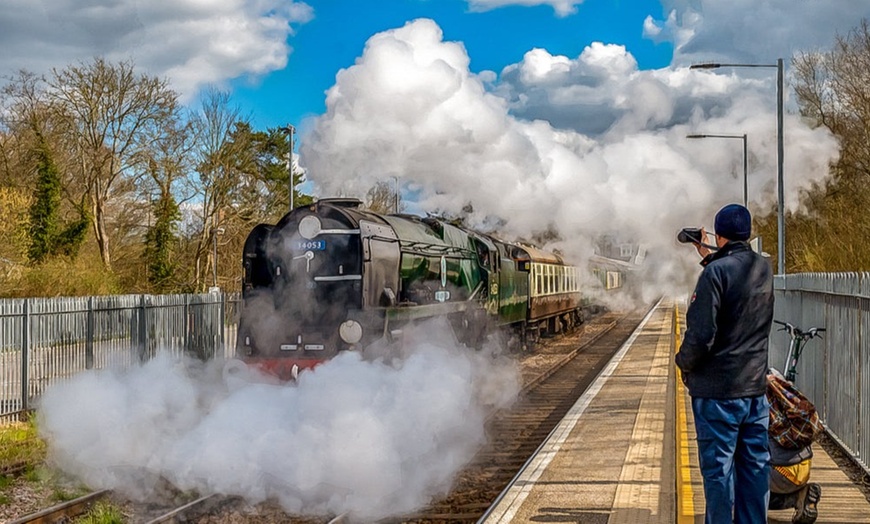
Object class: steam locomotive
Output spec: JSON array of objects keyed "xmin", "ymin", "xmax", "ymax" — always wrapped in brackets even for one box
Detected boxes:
[{"xmin": 237, "ymin": 198, "xmax": 624, "ymax": 379}]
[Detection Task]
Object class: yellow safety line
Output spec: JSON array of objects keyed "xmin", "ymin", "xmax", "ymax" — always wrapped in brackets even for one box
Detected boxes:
[{"xmin": 674, "ymin": 304, "xmax": 696, "ymax": 522}]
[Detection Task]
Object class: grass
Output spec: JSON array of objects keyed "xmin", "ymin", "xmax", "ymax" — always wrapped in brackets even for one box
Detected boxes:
[
  {"xmin": 0, "ymin": 415, "xmax": 46, "ymax": 471},
  {"xmin": 74, "ymin": 501, "xmax": 125, "ymax": 524},
  {"xmin": 51, "ymin": 483, "xmax": 90, "ymax": 503}
]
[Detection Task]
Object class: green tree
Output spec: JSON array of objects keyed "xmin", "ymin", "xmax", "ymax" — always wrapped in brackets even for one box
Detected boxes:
[
  {"xmin": 232, "ymin": 123, "xmax": 313, "ymax": 220},
  {"xmin": 185, "ymin": 90, "xmax": 313, "ymax": 291},
  {"xmin": 144, "ymin": 191, "xmax": 180, "ymax": 290},
  {"xmin": 27, "ymin": 134, "xmax": 61, "ymax": 263},
  {"xmin": 27, "ymin": 134, "xmax": 88, "ymax": 263}
]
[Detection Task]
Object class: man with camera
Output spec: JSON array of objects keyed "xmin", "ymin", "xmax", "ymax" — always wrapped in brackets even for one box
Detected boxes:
[{"xmin": 676, "ymin": 203, "xmax": 775, "ymax": 524}]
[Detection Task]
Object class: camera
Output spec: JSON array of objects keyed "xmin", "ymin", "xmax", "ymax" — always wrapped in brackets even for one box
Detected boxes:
[{"xmin": 677, "ymin": 227, "xmax": 703, "ymax": 244}]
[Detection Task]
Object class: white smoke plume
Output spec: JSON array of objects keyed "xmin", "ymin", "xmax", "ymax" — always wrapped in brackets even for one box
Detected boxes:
[
  {"xmin": 38, "ymin": 320, "xmax": 520, "ymax": 521},
  {"xmin": 300, "ymin": 18, "xmax": 840, "ymax": 298}
]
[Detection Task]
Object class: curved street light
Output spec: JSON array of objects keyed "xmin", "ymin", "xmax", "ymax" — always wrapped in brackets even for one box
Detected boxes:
[
  {"xmin": 690, "ymin": 59, "xmax": 785, "ymax": 275},
  {"xmin": 687, "ymin": 133, "xmax": 748, "ymax": 208}
]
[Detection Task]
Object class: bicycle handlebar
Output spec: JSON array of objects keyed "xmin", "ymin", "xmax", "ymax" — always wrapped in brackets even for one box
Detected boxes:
[{"xmin": 773, "ymin": 319, "xmax": 825, "ymax": 339}]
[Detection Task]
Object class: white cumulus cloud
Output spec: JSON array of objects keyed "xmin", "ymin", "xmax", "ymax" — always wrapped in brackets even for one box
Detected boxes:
[
  {"xmin": 645, "ymin": 0, "xmax": 870, "ymax": 66},
  {"xmin": 466, "ymin": 0, "xmax": 586, "ymax": 17},
  {"xmin": 0, "ymin": 0, "xmax": 313, "ymax": 99}
]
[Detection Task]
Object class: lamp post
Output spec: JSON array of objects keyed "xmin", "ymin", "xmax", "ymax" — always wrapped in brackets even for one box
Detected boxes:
[
  {"xmin": 690, "ymin": 59, "xmax": 785, "ymax": 275},
  {"xmin": 687, "ymin": 133, "xmax": 748, "ymax": 207},
  {"xmin": 281, "ymin": 124, "xmax": 296, "ymax": 212},
  {"xmin": 394, "ymin": 175, "xmax": 399, "ymax": 214}
]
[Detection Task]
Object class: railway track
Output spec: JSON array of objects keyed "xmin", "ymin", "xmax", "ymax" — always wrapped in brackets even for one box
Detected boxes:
[{"xmin": 7, "ymin": 490, "xmax": 110, "ymax": 524}]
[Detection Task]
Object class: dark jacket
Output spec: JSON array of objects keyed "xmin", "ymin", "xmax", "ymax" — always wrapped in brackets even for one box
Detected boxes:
[{"xmin": 676, "ymin": 241, "xmax": 774, "ymax": 398}]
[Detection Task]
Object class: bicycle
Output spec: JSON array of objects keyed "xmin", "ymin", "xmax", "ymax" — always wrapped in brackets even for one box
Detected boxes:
[{"xmin": 773, "ymin": 320, "xmax": 826, "ymax": 383}]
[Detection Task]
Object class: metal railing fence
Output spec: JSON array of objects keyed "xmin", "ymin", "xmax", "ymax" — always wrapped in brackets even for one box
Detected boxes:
[
  {"xmin": 773, "ymin": 273, "xmax": 869, "ymax": 474},
  {"xmin": 1, "ymin": 292, "xmax": 240, "ymax": 420}
]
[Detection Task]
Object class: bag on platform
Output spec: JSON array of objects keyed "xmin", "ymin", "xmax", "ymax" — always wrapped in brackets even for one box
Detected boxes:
[{"xmin": 766, "ymin": 372, "xmax": 823, "ymax": 449}]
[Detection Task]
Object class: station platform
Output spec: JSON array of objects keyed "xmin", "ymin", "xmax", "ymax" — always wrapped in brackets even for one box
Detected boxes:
[{"xmin": 481, "ymin": 299, "xmax": 870, "ymax": 524}]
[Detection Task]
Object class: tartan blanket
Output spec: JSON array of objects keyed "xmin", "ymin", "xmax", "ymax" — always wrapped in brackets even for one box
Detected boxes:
[{"xmin": 767, "ymin": 372, "xmax": 823, "ymax": 449}]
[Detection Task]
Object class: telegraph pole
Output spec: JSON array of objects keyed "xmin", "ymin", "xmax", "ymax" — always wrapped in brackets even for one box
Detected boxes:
[{"xmin": 283, "ymin": 124, "xmax": 296, "ymax": 212}]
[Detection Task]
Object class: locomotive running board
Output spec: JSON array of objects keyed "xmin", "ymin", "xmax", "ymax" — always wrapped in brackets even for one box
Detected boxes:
[{"xmin": 383, "ymin": 300, "xmax": 479, "ymax": 322}]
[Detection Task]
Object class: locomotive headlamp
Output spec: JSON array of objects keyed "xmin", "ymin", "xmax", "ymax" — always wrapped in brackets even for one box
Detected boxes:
[
  {"xmin": 339, "ymin": 320, "xmax": 363, "ymax": 344},
  {"xmin": 298, "ymin": 215, "xmax": 322, "ymax": 239}
]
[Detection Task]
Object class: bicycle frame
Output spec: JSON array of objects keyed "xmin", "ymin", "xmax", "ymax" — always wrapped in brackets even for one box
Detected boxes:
[
  {"xmin": 783, "ymin": 335, "xmax": 805, "ymax": 383},
  {"xmin": 774, "ymin": 320, "xmax": 825, "ymax": 383}
]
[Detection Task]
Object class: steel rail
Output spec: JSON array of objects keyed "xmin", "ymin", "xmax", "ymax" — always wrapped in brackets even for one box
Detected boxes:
[{"xmin": 8, "ymin": 489, "xmax": 110, "ymax": 524}]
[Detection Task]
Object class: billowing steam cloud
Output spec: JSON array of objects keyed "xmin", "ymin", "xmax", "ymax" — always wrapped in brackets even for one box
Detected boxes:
[
  {"xmin": 38, "ymin": 320, "xmax": 520, "ymax": 521},
  {"xmin": 300, "ymin": 18, "xmax": 839, "ymax": 297}
]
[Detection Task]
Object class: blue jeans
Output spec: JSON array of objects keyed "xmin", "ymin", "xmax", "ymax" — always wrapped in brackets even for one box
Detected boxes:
[{"xmin": 692, "ymin": 395, "xmax": 770, "ymax": 524}]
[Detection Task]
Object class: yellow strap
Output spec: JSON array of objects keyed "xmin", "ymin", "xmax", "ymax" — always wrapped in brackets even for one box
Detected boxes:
[{"xmin": 773, "ymin": 459, "xmax": 812, "ymax": 486}]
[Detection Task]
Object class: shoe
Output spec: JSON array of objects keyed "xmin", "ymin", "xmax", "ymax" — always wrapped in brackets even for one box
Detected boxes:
[{"xmin": 792, "ymin": 483, "xmax": 821, "ymax": 524}]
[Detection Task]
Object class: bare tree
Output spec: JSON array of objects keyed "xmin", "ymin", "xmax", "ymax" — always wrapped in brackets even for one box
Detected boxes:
[
  {"xmin": 188, "ymin": 88, "xmax": 247, "ymax": 291},
  {"xmin": 0, "ymin": 71, "xmax": 55, "ymax": 188},
  {"xmin": 785, "ymin": 18, "xmax": 870, "ymax": 270},
  {"xmin": 136, "ymin": 108, "xmax": 195, "ymax": 290},
  {"xmin": 365, "ymin": 179, "xmax": 404, "ymax": 214},
  {"xmin": 48, "ymin": 57, "xmax": 178, "ymax": 270}
]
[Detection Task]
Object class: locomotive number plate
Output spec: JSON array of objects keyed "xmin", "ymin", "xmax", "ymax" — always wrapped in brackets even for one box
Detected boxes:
[{"xmin": 295, "ymin": 240, "xmax": 326, "ymax": 251}]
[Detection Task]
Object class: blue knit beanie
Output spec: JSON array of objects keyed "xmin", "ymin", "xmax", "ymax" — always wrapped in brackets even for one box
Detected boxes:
[{"xmin": 714, "ymin": 204, "xmax": 751, "ymax": 241}]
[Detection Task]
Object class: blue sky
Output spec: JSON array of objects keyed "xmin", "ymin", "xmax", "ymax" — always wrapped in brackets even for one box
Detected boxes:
[{"xmin": 229, "ymin": 0, "xmax": 673, "ymax": 130}]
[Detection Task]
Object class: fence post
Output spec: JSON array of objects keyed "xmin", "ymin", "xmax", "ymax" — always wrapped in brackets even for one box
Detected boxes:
[
  {"xmin": 184, "ymin": 294, "xmax": 189, "ymax": 354},
  {"xmin": 20, "ymin": 299, "xmax": 29, "ymax": 413},
  {"xmin": 219, "ymin": 291, "xmax": 226, "ymax": 359},
  {"xmin": 139, "ymin": 294, "xmax": 148, "ymax": 362},
  {"xmin": 86, "ymin": 296, "xmax": 94, "ymax": 369}
]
